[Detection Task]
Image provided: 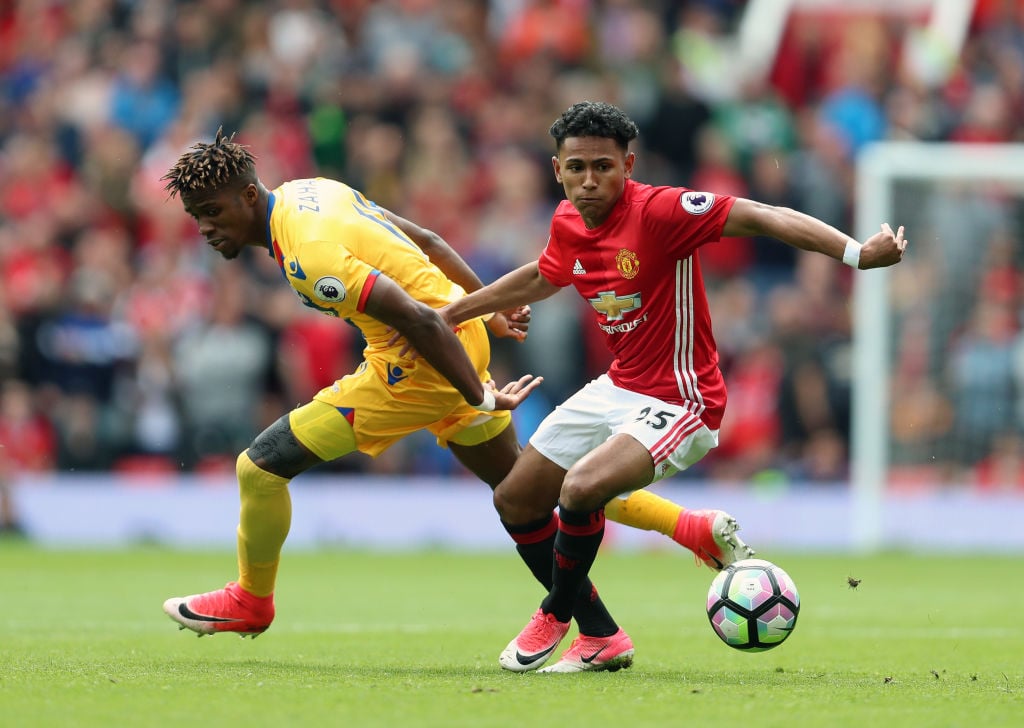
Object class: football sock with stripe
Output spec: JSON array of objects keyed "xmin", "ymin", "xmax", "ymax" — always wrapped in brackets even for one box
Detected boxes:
[
  {"xmin": 604, "ymin": 489, "xmax": 684, "ymax": 541},
  {"xmin": 541, "ymin": 504, "xmax": 606, "ymax": 625},
  {"xmin": 235, "ymin": 451, "xmax": 292, "ymax": 598},
  {"xmin": 573, "ymin": 582, "xmax": 617, "ymax": 638},
  {"xmin": 504, "ymin": 514, "xmax": 617, "ymax": 637}
]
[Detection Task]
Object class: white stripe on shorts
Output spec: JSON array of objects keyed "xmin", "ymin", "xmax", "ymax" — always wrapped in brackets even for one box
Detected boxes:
[{"xmin": 650, "ymin": 412, "xmax": 704, "ymax": 465}]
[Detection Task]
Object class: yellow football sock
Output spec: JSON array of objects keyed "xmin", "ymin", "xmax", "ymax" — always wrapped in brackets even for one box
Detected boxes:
[
  {"xmin": 235, "ymin": 451, "xmax": 292, "ymax": 597},
  {"xmin": 604, "ymin": 489, "xmax": 684, "ymax": 539}
]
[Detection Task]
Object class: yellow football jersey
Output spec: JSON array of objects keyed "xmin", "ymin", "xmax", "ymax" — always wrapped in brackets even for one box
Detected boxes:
[
  {"xmin": 266, "ymin": 178, "xmax": 508, "ymax": 457},
  {"xmin": 267, "ymin": 177, "xmax": 466, "ymax": 356}
]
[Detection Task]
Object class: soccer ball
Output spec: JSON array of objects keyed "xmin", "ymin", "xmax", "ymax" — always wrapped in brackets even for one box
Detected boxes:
[{"xmin": 706, "ymin": 558, "xmax": 800, "ymax": 652}]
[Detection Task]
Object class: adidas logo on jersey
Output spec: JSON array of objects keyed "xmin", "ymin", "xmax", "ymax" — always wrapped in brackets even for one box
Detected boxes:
[{"xmin": 573, "ymin": 259, "xmax": 587, "ymax": 275}]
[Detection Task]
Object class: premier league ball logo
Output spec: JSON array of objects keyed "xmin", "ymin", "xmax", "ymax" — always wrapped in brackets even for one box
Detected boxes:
[{"xmin": 313, "ymin": 276, "xmax": 346, "ymax": 302}]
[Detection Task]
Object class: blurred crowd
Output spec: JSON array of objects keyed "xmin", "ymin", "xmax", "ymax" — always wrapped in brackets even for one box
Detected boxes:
[{"xmin": 2, "ymin": 0, "xmax": 1024, "ymax": 524}]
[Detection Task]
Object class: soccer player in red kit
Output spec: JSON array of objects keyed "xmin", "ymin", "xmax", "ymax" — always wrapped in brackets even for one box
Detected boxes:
[{"xmin": 441, "ymin": 101, "xmax": 908, "ymax": 673}]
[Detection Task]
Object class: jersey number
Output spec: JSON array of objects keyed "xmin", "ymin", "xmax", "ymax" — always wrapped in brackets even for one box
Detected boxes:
[{"xmin": 634, "ymin": 407, "xmax": 677, "ymax": 430}]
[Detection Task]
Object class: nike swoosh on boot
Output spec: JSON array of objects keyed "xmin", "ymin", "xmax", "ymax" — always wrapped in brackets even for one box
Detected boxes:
[
  {"xmin": 177, "ymin": 603, "xmax": 241, "ymax": 623},
  {"xmin": 516, "ymin": 643, "xmax": 559, "ymax": 666}
]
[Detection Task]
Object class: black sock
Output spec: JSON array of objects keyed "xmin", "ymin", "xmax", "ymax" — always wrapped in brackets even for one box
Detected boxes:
[
  {"xmin": 503, "ymin": 513, "xmax": 617, "ymax": 637},
  {"xmin": 572, "ymin": 582, "xmax": 618, "ymax": 638},
  {"xmin": 504, "ymin": 514, "xmax": 558, "ymax": 589},
  {"xmin": 541, "ymin": 504, "xmax": 607, "ymax": 624}
]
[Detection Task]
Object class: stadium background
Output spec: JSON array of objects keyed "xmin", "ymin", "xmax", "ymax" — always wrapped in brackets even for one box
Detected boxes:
[{"xmin": 1, "ymin": 0, "xmax": 1023, "ymax": 551}]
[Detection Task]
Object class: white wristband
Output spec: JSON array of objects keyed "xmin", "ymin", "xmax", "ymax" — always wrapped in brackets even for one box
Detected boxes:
[
  {"xmin": 473, "ymin": 389, "xmax": 496, "ymax": 411},
  {"xmin": 842, "ymin": 241, "xmax": 862, "ymax": 269}
]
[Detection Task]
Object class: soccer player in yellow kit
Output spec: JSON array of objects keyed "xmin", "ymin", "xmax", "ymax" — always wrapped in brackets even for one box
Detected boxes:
[{"xmin": 159, "ymin": 131, "xmax": 739, "ymax": 638}]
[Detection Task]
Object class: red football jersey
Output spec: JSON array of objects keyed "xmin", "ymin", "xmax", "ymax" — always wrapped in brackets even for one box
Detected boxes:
[{"xmin": 538, "ymin": 179, "xmax": 735, "ymax": 429}]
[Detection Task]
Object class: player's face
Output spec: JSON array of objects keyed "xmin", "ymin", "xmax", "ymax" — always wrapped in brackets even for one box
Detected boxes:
[
  {"xmin": 181, "ymin": 183, "xmax": 262, "ymax": 260},
  {"xmin": 552, "ymin": 136, "xmax": 635, "ymax": 229}
]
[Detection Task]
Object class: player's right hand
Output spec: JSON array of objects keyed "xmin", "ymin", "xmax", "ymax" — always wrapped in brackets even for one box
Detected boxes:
[
  {"xmin": 489, "ymin": 374, "xmax": 544, "ymax": 411},
  {"xmin": 858, "ymin": 223, "xmax": 907, "ymax": 269}
]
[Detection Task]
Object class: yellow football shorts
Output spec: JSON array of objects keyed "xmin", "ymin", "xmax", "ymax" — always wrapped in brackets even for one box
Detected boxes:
[{"xmin": 288, "ymin": 318, "xmax": 511, "ymax": 461}]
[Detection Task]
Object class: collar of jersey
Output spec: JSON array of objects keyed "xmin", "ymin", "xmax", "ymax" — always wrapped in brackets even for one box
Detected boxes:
[{"xmin": 264, "ymin": 190, "xmax": 277, "ymax": 257}]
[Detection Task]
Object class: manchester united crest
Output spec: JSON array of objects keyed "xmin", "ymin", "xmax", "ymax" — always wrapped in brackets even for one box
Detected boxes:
[{"xmin": 615, "ymin": 249, "xmax": 639, "ymax": 279}]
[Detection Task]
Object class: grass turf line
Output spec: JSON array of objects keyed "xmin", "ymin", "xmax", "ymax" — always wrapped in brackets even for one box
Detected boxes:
[{"xmin": 1, "ymin": 543, "xmax": 1021, "ymax": 727}]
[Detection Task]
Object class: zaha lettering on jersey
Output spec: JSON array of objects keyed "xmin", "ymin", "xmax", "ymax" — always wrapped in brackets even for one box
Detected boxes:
[{"xmin": 294, "ymin": 179, "xmax": 321, "ymax": 212}]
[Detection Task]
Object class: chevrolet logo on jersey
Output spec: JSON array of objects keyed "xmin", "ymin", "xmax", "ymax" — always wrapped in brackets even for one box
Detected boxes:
[{"xmin": 589, "ymin": 290, "xmax": 641, "ymax": 321}]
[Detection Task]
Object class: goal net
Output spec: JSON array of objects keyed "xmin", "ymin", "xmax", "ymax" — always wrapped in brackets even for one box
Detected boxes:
[{"xmin": 851, "ymin": 141, "xmax": 1024, "ymax": 549}]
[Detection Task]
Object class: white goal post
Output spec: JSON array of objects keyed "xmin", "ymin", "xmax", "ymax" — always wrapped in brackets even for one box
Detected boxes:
[{"xmin": 852, "ymin": 142, "xmax": 1024, "ymax": 551}]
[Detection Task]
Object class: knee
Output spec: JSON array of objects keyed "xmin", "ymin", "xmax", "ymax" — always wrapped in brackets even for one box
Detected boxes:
[
  {"xmin": 245, "ymin": 415, "xmax": 318, "ymax": 479},
  {"xmin": 560, "ymin": 468, "xmax": 608, "ymax": 512},
  {"xmin": 559, "ymin": 470, "xmax": 591, "ymax": 510},
  {"xmin": 492, "ymin": 485, "xmax": 514, "ymax": 522},
  {"xmin": 493, "ymin": 480, "xmax": 550, "ymax": 526},
  {"xmin": 236, "ymin": 451, "xmax": 272, "ymax": 490}
]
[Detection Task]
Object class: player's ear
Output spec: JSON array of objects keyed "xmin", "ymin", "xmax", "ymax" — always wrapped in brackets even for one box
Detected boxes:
[
  {"xmin": 551, "ymin": 155, "xmax": 562, "ymax": 183},
  {"xmin": 242, "ymin": 183, "xmax": 260, "ymax": 206},
  {"xmin": 623, "ymin": 151, "xmax": 635, "ymax": 178}
]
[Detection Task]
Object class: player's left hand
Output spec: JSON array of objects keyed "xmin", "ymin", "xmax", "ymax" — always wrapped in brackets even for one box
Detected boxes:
[
  {"xmin": 486, "ymin": 305, "xmax": 532, "ymax": 342},
  {"xmin": 385, "ymin": 326, "xmax": 415, "ymax": 358}
]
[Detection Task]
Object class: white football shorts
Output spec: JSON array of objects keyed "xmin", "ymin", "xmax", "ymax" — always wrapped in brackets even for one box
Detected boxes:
[{"xmin": 529, "ymin": 374, "xmax": 720, "ymax": 482}]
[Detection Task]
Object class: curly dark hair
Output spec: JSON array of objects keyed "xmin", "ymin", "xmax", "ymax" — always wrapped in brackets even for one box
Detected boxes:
[
  {"xmin": 549, "ymin": 101, "xmax": 639, "ymax": 151},
  {"xmin": 161, "ymin": 128, "xmax": 257, "ymax": 198}
]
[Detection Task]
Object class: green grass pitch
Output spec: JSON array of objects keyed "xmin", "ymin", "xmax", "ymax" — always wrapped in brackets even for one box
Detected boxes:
[{"xmin": 2, "ymin": 542, "xmax": 1021, "ymax": 727}]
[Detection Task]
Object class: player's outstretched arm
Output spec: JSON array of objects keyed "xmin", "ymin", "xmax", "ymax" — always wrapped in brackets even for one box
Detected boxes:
[
  {"xmin": 384, "ymin": 208, "xmax": 533, "ymax": 340},
  {"xmin": 441, "ymin": 262, "xmax": 560, "ymax": 340},
  {"xmin": 722, "ymin": 198, "xmax": 908, "ymax": 269},
  {"xmin": 364, "ymin": 273, "xmax": 541, "ymax": 410}
]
